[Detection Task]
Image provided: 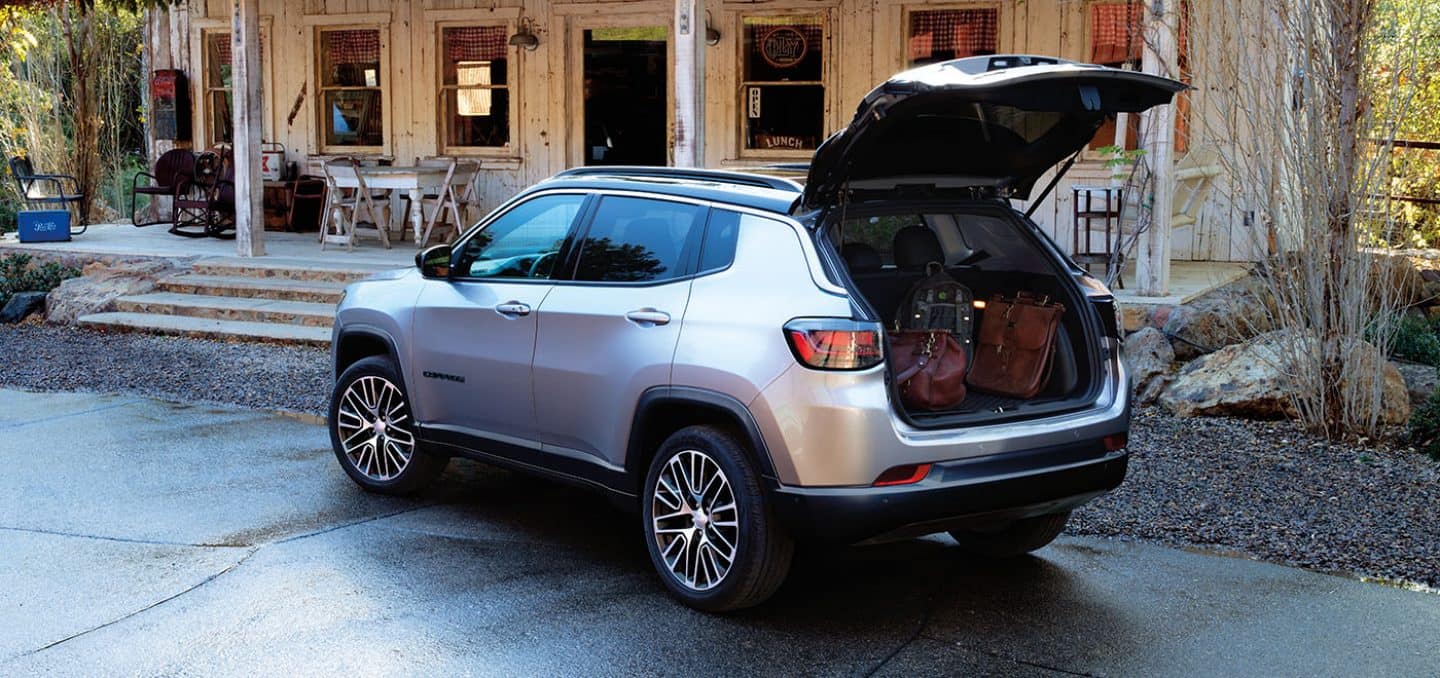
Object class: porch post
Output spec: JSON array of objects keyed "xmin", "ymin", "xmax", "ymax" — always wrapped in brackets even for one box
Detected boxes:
[
  {"xmin": 231, "ymin": 0, "xmax": 265, "ymax": 256},
  {"xmin": 1136, "ymin": 0, "xmax": 1178, "ymax": 296},
  {"xmin": 672, "ymin": 0, "xmax": 706, "ymax": 167}
]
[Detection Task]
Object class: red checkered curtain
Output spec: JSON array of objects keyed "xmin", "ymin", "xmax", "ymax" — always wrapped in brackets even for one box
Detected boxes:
[
  {"xmin": 445, "ymin": 26, "xmax": 508, "ymax": 62},
  {"xmin": 908, "ymin": 9, "xmax": 998, "ymax": 62},
  {"xmin": 209, "ymin": 33, "xmax": 265, "ymax": 66},
  {"xmin": 1090, "ymin": 1, "xmax": 1143, "ymax": 64},
  {"xmin": 326, "ymin": 29, "xmax": 380, "ymax": 65}
]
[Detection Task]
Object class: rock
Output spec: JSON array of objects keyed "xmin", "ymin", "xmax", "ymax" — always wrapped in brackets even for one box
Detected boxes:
[
  {"xmin": 1125, "ymin": 327, "xmax": 1175, "ymax": 404},
  {"xmin": 1422, "ymin": 269, "xmax": 1440, "ymax": 283},
  {"xmin": 1160, "ymin": 330, "xmax": 1410, "ymax": 425},
  {"xmin": 0, "ymin": 291, "xmax": 47, "ymax": 323},
  {"xmin": 1395, "ymin": 361, "xmax": 1440, "ymax": 407},
  {"xmin": 1162, "ymin": 274, "xmax": 1272, "ymax": 360},
  {"xmin": 45, "ymin": 259, "xmax": 178, "ymax": 324}
]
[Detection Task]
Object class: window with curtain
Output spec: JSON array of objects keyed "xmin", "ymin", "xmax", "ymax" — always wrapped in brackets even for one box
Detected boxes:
[
  {"xmin": 440, "ymin": 26, "xmax": 510, "ymax": 150},
  {"xmin": 741, "ymin": 14, "xmax": 824, "ymax": 153},
  {"xmin": 319, "ymin": 28, "xmax": 384, "ymax": 148},
  {"xmin": 906, "ymin": 8, "xmax": 998, "ymax": 67},
  {"xmin": 204, "ymin": 31, "xmax": 266, "ymax": 146},
  {"xmin": 1088, "ymin": 1, "xmax": 1143, "ymax": 150}
]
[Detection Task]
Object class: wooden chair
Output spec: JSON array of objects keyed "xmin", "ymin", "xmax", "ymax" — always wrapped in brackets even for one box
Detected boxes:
[
  {"xmin": 321, "ymin": 158, "xmax": 392, "ymax": 251},
  {"xmin": 130, "ymin": 149, "xmax": 195, "ymax": 227}
]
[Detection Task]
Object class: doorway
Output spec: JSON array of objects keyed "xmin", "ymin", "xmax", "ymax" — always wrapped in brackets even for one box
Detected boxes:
[{"xmin": 581, "ymin": 26, "xmax": 668, "ymax": 166}]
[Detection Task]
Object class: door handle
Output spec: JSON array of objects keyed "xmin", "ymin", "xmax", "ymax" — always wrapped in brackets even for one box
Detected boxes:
[
  {"xmin": 495, "ymin": 301, "xmax": 531, "ymax": 317},
  {"xmin": 625, "ymin": 309, "xmax": 671, "ymax": 326}
]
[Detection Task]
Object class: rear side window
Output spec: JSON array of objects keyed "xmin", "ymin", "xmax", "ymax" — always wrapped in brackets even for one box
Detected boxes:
[
  {"xmin": 698, "ymin": 209, "xmax": 742, "ymax": 273},
  {"xmin": 573, "ymin": 196, "xmax": 707, "ymax": 283}
]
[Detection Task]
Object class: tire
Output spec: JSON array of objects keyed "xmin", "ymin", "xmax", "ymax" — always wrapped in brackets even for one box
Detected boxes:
[
  {"xmin": 642, "ymin": 425, "xmax": 793, "ymax": 612},
  {"xmin": 329, "ymin": 355, "xmax": 447, "ymax": 495},
  {"xmin": 948, "ymin": 511, "xmax": 1071, "ymax": 558}
]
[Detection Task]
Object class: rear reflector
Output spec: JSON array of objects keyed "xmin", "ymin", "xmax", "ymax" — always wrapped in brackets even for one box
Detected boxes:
[
  {"xmin": 784, "ymin": 318, "xmax": 884, "ymax": 370},
  {"xmin": 1103, "ymin": 432, "xmax": 1128, "ymax": 451},
  {"xmin": 873, "ymin": 463, "xmax": 932, "ymax": 487}
]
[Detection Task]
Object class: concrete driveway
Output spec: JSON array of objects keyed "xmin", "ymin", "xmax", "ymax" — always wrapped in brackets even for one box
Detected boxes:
[{"xmin": 1, "ymin": 389, "xmax": 1436, "ymax": 677}]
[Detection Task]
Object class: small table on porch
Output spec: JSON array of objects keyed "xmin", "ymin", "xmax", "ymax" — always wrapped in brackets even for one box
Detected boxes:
[{"xmin": 349, "ymin": 166, "xmax": 451, "ymax": 247}]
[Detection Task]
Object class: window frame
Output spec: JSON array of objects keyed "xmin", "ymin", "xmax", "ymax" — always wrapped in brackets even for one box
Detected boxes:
[
  {"xmin": 313, "ymin": 23, "xmax": 390, "ymax": 154},
  {"xmin": 193, "ymin": 21, "xmax": 273, "ymax": 150},
  {"xmin": 448, "ymin": 190, "xmax": 596, "ymax": 284},
  {"xmin": 433, "ymin": 19, "xmax": 519, "ymax": 156},
  {"xmin": 899, "ymin": 2, "xmax": 1005, "ymax": 69},
  {"xmin": 736, "ymin": 9, "xmax": 833, "ymax": 160}
]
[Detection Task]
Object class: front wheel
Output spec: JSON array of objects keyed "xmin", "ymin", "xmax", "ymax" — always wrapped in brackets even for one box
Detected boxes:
[
  {"xmin": 329, "ymin": 356, "xmax": 447, "ymax": 495},
  {"xmin": 642, "ymin": 425, "xmax": 793, "ymax": 612},
  {"xmin": 948, "ymin": 511, "xmax": 1071, "ymax": 558}
]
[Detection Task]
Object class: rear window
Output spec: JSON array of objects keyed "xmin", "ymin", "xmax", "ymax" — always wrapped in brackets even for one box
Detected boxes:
[{"xmin": 830, "ymin": 209, "xmax": 1052, "ymax": 273}]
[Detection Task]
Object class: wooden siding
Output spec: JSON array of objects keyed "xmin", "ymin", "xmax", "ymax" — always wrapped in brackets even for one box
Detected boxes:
[{"xmin": 145, "ymin": 0, "xmax": 1257, "ymax": 262}]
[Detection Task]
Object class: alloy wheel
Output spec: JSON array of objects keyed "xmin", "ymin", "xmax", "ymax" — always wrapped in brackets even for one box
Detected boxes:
[
  {"xmin": 335, "ymin": 375, "xmax": 415, "ymax": 481},
  {"xmin": 651, "ymin": 449, "xmax": 740, "ymax": 591}
]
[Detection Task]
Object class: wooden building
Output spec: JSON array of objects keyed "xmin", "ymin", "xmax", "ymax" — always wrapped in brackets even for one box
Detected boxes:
[{"xmin": 144, "ymin": 0, "xmax": 1255, "ymax": 296}]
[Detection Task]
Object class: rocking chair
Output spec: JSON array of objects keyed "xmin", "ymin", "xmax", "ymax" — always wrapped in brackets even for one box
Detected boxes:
[{"xmin": 171, "ymin": 151, "xmax": 236, "ymax": 239}]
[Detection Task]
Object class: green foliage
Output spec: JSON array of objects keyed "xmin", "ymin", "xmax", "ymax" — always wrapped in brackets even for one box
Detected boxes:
[
  {"xmin": 1370, "ymin": 313, "xmax": 1440, "ymax": 366},
  {"xmin": 1407, "ymin": 387, "xmax": 1440, "ymax": 460},
  {"xmin": 1368, "ymin": 1, "xmax": 1440, "ymax": 246},
  {"xmin": 1094, "ymin": 144, "xmax": 1147, "ymax": 181},
  {"xmin": 0, "ymin": 252, "xmax": 78, "ymax": 307}
]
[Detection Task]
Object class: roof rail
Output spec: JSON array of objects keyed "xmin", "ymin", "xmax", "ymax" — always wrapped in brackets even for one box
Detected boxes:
[{"xmin": 552, "ymin": 166, "xmax": 802, "ymax": 193}]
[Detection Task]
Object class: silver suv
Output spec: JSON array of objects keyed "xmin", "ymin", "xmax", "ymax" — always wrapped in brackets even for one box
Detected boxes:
[{"xmin": 328, "ymin": 56, "xmax": 1183, "ymax": 611}]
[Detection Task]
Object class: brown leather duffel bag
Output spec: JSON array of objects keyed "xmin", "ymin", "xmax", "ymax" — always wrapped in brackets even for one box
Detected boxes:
[
  {"xmin": 967, "ymin": 292, "xmax": 1065, "ymax": 399},
  {"xmin": 891, "ymin": 330, "xmax": 968, "ymax": 410}
]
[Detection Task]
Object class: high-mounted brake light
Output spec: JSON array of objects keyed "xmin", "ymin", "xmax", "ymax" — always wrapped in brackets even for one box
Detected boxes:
[
  {"xmin": 784, "ymin": 318, "xmax": 884, "ymax": 370},
  {"xmin": 873, "ymin": 463, "xmax": 932, "ymax": 487}
]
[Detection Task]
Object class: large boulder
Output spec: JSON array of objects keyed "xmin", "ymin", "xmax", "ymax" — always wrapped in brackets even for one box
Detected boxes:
[
  {"xmin": 1395, "ymin": 361, "xmax": 1440, "ymax": 407},
  {"xmin": 0, "ymin": 291, "xmax": 47, "ymax": 323},
  {"xmin": 1160, "ymin": 330, "xmax": 1410, "ymax": 425},
  {"xmin": 45, "ymin": 259, "xmax": 178, "ymax": 324},
  {"xmin": 1162, "ymin": 274, "xmax": 1273, "ymax": 360},
  {"xmin": 1124, "ymin": 327, "xmax": 1174, "ymax": 404}
]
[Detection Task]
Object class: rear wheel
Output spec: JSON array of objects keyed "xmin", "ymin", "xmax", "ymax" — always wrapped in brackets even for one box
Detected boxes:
[
  {"xmin": 642, "ymin": 425, "xmax": 793, "ymax": 612},
  {"xmin": 948, "ymin": 511, "xmax": 1070, "ymax": 558},
  {"xmin": 329, "ymin": 356, "xmax": 447, "ymax": 495}
]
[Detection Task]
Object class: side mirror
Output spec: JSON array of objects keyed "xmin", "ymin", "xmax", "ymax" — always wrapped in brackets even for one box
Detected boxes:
[{"xmin": 416, "ymin": 244, "xmax": 452, "ymax": 279}]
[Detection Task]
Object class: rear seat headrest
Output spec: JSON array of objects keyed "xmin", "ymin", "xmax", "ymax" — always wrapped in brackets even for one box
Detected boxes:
[
  {"xmin": 841, "ymin": 242, "xmax": 882, "ymax": 272},
  {"xmin": 893, "ymin": 226, "xmax": 944, "ymax": 271}
]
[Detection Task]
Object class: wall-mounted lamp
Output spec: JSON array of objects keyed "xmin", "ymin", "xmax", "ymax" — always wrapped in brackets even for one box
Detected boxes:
[
  {"xmin": 705, "ymin": 11, "xmax": 720, "ymax": 46},
  {"xmin": 509, "ymin": 18, "xmax": 540, "ymax": 51}
]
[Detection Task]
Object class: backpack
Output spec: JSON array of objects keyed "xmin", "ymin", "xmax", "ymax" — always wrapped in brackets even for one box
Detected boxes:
[{"xmin": 894, "ymin": 262, "xmax": 975, "ymax": 362}]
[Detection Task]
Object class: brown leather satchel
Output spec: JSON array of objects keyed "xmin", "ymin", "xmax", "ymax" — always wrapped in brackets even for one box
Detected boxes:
[
  {"xmin": 891, "ymin": 330, "xmax": 968, "ymax": 410},
  {"xmin": 967, "ymin": 292, "xmax": 1066, "ymax": 399}
]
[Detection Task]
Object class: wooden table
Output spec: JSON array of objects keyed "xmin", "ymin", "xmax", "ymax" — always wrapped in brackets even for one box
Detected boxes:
[{"xmin": 350, "ymin": 165, "xmax": 477, "ymax": 247}]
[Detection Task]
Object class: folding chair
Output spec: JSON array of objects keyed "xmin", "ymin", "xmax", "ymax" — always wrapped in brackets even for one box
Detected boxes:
[{"xmin": 321, "ymin": 159, "xmax": 392, "ymax": 251}]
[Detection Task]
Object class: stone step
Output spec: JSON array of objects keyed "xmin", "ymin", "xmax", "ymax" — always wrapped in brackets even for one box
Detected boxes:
[
  {"xmin": 157, "ymin": 274, "xmax": 348, "ymax": 303},
  {"xmin": 190, "ymin": 256, "xmax": 400, "ymax": 284},
  {"xmin": 77, "ymin": 312, "xmax": 331, "ymax": 346},
  {"xmin": 113, "ymin": 292, "xmax": 336, "ymax": 328}
]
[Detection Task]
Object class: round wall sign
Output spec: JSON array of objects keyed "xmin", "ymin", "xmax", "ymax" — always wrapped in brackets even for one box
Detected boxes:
[{"xmin": 760, "ymin": 26, "xmax": 808, "ymax": 68}]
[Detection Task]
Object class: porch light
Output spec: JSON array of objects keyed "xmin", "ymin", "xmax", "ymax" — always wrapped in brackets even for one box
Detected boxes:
[
  {"xmin": 509, "ymin": 19, "xmax": 539, "ymax": 51},
  {"xmin": 705, "ymin": 11, "xmax": 720, "ymax": 45}
]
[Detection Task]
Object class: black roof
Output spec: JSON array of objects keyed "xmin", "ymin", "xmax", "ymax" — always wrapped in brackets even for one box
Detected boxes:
[{"xmin": 535, "ymin": 167, "xmax": 803, "ymax": 215}]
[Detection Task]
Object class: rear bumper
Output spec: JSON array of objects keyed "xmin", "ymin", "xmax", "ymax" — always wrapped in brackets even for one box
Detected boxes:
[{"xmin": 769, "ymin": 442, "xmax": 1128, "ymax": 544}]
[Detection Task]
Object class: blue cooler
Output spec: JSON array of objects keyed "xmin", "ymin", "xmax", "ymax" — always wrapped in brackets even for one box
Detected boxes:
[{"xmin": 17, "ymin": 210, "xmax": 71, "ymax": 243}]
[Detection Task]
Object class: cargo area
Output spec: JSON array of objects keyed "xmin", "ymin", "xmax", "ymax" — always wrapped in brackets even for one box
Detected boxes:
[{"xmin": 822, "ymin": 202, "xmax": 1102, "ymax": 426}]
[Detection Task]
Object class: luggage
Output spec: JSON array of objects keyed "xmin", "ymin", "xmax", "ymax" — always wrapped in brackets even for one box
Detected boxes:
[
  {"xmin": 894, "ymin": 262, "xmax": 975, "ymax": 362},
  {"xmin": 891, "ymin": 330, "xmax": 968, "ymax": 410},
  {"xmin": 967, "ymin": 292, "xmax": 1066, "ymax": 399}
]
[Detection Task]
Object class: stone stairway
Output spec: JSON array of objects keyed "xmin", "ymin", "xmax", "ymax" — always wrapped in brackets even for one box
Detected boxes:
[{"xmin": 78, "ymin": 257, "xmax": 401, "ymax": 346}]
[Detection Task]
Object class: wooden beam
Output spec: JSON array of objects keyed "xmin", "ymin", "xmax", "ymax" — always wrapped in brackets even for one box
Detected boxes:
[
  {"xmin": 1136, "ymin": 0, "xmax": 1178, "ymax": 296},
  {"xmin": 672, "ymin": 0, "xmax": 705, "ymax": 167},
  {"xmin": 232, "ymin": 0, "xmax": 264, "ymax": 257}
]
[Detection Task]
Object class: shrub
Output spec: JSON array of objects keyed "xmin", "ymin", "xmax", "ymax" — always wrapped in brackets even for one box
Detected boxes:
[
  {"xmin": 1369, "ymin": 314, "xmax": 1440, "ymax": 366},
  {"xmin": 0, "ymin": 252, "xmax": 79, "ymax": 307},
  {"xmin": 1408, "ymin": 387, "xmax": 1440, "ymax": 460}
]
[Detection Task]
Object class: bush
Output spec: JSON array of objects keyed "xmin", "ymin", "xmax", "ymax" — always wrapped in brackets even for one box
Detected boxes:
[
  {"xmin": 0, "ymin": 253, "xmax": 79, "ymax": 307},
  {"xmin": 1408, "ymin": 388, "xmax": 1440, "ymax": 460},
  {"xmin": 1372, "ymin": 314, "xmax": 1440, "ymax": 366}
]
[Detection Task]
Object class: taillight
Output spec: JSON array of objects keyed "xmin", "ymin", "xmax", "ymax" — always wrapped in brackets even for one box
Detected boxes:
[
  {"xmin": 873, "ymin": 463, "xmax": 932, "ymax": 487},
  {"xmin": 1103, "ymin": 432, "xmax": 1128, "ymax": 451},
  {"xmin": 784, "ymin": 318, "xmax": 884, "ymax": 371}
]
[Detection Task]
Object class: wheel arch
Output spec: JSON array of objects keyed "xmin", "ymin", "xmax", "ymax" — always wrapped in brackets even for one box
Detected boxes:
[
  {"xmin": 626, "ymin": 386, "xmax": 778, "ymax": 495},
  {"xmin": 333, "ymin": 326, "xmax": 406, "ymax": 386}
]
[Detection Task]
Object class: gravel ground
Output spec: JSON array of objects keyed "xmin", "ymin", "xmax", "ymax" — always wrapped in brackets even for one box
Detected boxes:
[{"xmin": 2, "ymin": 322, "xmax": 1437, "ymax": 588}]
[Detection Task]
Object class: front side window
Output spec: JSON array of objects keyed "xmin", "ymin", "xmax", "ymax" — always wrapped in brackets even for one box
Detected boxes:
[
  {"xmin": 440, "ymin": 26, "xmax": 511, "ymax": 150},
  {"xmin": 204, "ymin": 31, "xmax": 266, "ymax": 145},
  {"xmin": 573, "ymin": 196, "xmax": 707, "ymax": 283},
  {"xmin": 906, "ymin": 8, "xmax": 998, "ymax": 66},
  {"xmin": 453, "ymin": 194, "xmax": 586, "ymax": 279},
  {"xmin": 319, "ymin": 28, "xmax": 384, "ymax": 148},
  {"xmin": 741, "ymin": 14, "xmax": 824, "ymax": 153}
]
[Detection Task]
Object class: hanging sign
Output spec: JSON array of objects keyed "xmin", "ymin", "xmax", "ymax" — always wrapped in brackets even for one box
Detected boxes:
[
  {"xmin": 760, "ymin": 26, "xmax": 807, "ymax": 68},
  {"xmin": 747, "ymin": 87, "xmax": 762, "ymax": 119}
]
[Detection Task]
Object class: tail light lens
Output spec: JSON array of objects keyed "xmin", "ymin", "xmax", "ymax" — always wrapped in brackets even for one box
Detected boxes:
[{"xmin": 784, "ymin": 318, "xmax": 884, "ymax": 371}]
